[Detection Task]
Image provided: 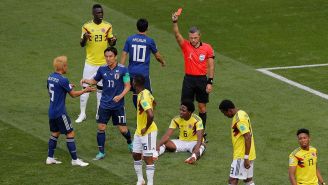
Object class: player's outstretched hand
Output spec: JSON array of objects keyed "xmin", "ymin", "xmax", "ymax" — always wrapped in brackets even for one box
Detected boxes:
[{"xmin": 84, "ymin": 86, "xmax": 96, "ymax": 93}]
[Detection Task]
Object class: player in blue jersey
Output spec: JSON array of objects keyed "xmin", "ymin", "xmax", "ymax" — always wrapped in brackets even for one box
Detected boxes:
[
  {"xmin": 46, "ymin": 56, "xmax": 95, "ymax": 167},
  {"xmin": 81, "ymin": 47, "xmax": 133, "ymax": 160},
  {"xmin": 120, "ymin": 18, "xmax": 166, "ymax": 107}
]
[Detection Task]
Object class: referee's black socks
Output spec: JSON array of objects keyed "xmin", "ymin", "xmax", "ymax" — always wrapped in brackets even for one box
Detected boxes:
[{"xmin": 199, "ymin": 112, "xmax": 207, "ymax": 129}]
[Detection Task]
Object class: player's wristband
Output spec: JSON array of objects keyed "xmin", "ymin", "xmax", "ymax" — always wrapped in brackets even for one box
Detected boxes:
[
  {"xmin": 172, "ymin": 20, "xmax": 178, "ymax": 23},
  {"xmin": 207, "ymin": 78, "xmax": 213, "ymax": 85},
  {"xmin": 322, "ymin": 182, "xmax": 326, "ymax": 185},
  {"xmin": 244, "ymin": 155, "xmax": 249, "ymax": 159}
]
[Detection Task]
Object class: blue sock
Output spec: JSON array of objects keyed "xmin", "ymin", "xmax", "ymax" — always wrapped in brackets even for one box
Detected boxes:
[
  {"xmin": 121, "ymin": 129, "xmax": 132, "ymax": 144},
  {"xmin": 66, "ymin": 137, "xmax": 77, "ymax": 160},
  {"xmin": 97, "ymin": 130, "xmax": 106, "ymax": 154},
  {"xmin": 133, "ymin": 94, "xmax": 137, "ymax": 109},
  {"xmin": 48, "ymin": 135, "xmax": 58, "ymax": 158}
]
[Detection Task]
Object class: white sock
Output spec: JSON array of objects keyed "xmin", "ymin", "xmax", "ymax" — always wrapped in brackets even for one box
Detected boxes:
[
  {"xmin": 96, "ymin": 90, "xmax": 102, "ymax": 116},
  {"xmin": 79, "ymin": 92, "xmax": 89, "ymax": 115},
  {"xmin": 159, "ymin": 145, "xmax": 166, "ymax": 155},
  {"xmin": 199, "ymin": 145, "xmax": 205, "ymax": 157},
  {"xmin": 146, "ymin": 164, "xmax": 155, "ymax": 185},
  {"xmin": 245, "ymin": 181, "xmax": 255, "ymax": 185},
  {"xmin": 134, "ymin": 160, "xmax": 144, "ymax": 182}
]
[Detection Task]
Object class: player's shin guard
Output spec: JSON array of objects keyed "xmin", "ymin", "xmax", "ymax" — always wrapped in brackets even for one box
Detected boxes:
[
  {"xmin": 146, "ymin": 164, "xmax": 155, "ymax": 185},
  {"xmin": 134, "ymin": 160, "xmax": 144, "ymax": 182},
  {"xmin": 121, "ymin": 130, "xmax": 132, "ymax": 144},
  {"xmin": 97, "ymin": 130, "xmax": 106, "ymax": 153},
  {"xmin": 132, "ymin": 94, "xmax": 137, "ymax": 108},
  {"xmin": 79, "ymin": 92, "xmax": 89, "ymax": 115},
  {"xmin": 159, "ymin": 145, "xmax": 166, "ymax": 155},
  {"xmin": 48, "ymin": 135, "xmax": 58, "ymax": 157},
  {"xmin": 66, "ymin": 137, "xmax": 77, "ymax": 160}
]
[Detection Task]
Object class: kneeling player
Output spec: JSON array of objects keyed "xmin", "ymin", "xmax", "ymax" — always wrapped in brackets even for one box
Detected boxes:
[
  {"xmin": 156, "ymin": 101, "xmax": 206, "ymax": 164},
  {"xmin": 46, "ymin": 56, "xmax": 94, "ymax": 167}
]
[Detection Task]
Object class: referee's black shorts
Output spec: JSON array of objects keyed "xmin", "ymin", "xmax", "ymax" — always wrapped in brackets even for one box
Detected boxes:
[{"xmin": 181, "ymin": 75, "xmax": 209, "ymax": 104}]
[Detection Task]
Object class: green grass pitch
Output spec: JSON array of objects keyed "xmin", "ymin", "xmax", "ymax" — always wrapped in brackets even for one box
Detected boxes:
[{"xmin": 0, "ymin": 0, "xmax": 327, "ymax": 184}]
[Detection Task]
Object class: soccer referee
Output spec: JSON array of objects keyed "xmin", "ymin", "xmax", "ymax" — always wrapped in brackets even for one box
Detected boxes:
[{"xmin": 172, "ymin": 11, "xmax": 215, "ymax": 142}]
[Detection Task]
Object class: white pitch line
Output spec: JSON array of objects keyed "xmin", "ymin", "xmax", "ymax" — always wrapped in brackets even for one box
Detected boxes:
[
  {"xmin": 256, "ymin": 68, "xmax": 328, "ymax": 100},
  {"xmin": 258, "ymin": 63, "xmax": 328, "ymax": 71}
]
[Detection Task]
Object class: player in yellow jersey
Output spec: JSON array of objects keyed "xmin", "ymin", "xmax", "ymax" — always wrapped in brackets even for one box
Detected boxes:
[
  {"xmin": 219, "ymin": 100, "xmax": 256, "ymax": 185},
  {"xmin": 156, "ymin": 101, "xmax": 206, "ymax": 164},
  {"xmin": 288, "ymin": 128, "xmax": 325, "ymax": 185},
  {"xmin": 76, "ymin": 4, "xmax": 117, "ymax": 123},
  {"xmin": 132, "ymin": 75, "xmax": 157, "ymax": 185}
]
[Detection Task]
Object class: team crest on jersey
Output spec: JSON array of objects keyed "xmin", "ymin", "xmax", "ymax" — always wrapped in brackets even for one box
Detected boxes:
[
  {"xmin": 312, "ymin": 152, "xmax": 316, "ymax": 157},
  {"xmin": 114, "ymin": 73, "xmax": 120, "ymax": 80},
  {"xmin": 91, "ymin": 29, "xmax": 94, "ymax": 32},
  {"xmin": 199, "ymin": 54, "xmax": 205, "ymax": 61},
  {"xmin": 189, "ymin": 124, "xmax": 193, "ymax": 129},
  {"xmin": 101, "ymin": 28, "xmax": 106, "ymax": 33}
]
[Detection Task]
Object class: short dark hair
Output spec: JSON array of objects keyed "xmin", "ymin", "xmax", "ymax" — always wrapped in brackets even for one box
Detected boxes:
[
  {"xmin": 189, "ymin": 26, "xmax": 200, "ymax": 34},
  {"xmin": 297, "ymin": 128, "xmax": 310, "ymax": 136},
  {"xmin": 181, "ymin": 101, "xmax": 195, "ymax": 113},
  {"xmin": 133, "ymin": 74, "xmax": 145, "ymax": 87},
  {"xmin": 93, "ymin": 4, "xmax": 102, "ymax": 10},
  {"xmin": 104, "ymin": 46, "xmax": 117, "ymax": 56},
  {"xmin": 137, "ymin": 18, "xmax": 148, "ymax": 32},
  {"xmin": 219, "ymin": 100, "xmax": 235, "ymax": 112}
]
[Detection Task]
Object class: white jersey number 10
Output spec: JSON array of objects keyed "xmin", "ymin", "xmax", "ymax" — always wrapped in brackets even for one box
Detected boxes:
[{"xmin": 132, "ymin": 44, "xmax": 146, "ymax": 63}]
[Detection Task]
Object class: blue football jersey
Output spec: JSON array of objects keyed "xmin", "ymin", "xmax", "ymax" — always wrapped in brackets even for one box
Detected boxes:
[
  {"xmin": 47, "ymin": 72, "xmax": 72, "ymax": 119},
  {"xmin": 123, "ymin": 34, "xmax": 158, "ymax": 76},
  {"xmin": 94, "ymin": 64, "xmax": 129, "ymax": 109}
]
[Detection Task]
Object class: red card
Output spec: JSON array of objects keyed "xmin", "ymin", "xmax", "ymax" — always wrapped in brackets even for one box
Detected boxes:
[{"xmin": 176, "ymin": 8, "xmax": 182, "ymax": 16}]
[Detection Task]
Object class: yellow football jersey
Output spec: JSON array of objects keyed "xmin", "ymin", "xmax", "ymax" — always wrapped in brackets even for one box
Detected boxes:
[
  {"xmin": 169, "ymin": 114, "xmax": 204, "ymax": 141},
  {"xmin": 81, "ymin": 20, "xmax": 114, "ymax": 66},
  {"xmin": 231, "ymin": 110, "xmax": 256, "ymax": 160},
  {"xmin": 289, "ymin": 147, "xmax": 318, "ymax": 185},
  {"xmin": 135, "ymin": 89, "xmax": 157, "ymax": 136}
]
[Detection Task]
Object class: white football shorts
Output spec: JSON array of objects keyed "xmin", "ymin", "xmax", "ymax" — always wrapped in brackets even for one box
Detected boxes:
[
  {"xmin": 171, "ymin": 139, "xmax": 197, "ymax": 153},
  {"xmin": 82, "ymin": 62, "xmax": 103, "ymax": 87},
  {"xmin": 133, "ymin": 131, "xmax": 157, "ymax": 156},
  {"xmin": 229, "ymin": 159, "xmax": 254, "ymax": 180}
]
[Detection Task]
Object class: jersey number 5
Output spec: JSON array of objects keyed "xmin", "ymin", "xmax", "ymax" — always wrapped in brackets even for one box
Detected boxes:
[
  {"xmin": 48, "ymin": 83, "xmax": 54, "ymax": 102},
  {"xmin": 131, "ymin": 44, "xmax": 146, "ymax": 62}
]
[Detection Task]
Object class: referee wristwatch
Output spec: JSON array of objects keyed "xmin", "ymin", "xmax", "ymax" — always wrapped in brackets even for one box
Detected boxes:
[{"xmin": 207, "ymin": 78, "xmax": 213, "ymax": 85}]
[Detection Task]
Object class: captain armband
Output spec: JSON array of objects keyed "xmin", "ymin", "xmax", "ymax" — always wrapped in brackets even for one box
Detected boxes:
[{"xmin": 123, "ymin": 73, "xmax": 130, "ymax": 83}]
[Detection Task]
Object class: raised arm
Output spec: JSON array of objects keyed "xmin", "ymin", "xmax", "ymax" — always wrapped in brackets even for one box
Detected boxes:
[{"xmin": 172, "ymin": 13, "xmax": 184, "ymax": 47}]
